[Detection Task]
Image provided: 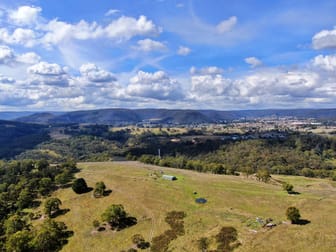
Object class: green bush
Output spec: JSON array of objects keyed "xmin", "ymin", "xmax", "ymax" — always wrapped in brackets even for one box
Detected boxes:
[{"xmin": 286, "ymin": 207, "xmax": 301, "ymax": 224}]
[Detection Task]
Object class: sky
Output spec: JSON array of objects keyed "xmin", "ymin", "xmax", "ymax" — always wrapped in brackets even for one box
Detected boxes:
[{"xmin": 0, "ymin": 0, "xmax": 336, "ymax": 111}]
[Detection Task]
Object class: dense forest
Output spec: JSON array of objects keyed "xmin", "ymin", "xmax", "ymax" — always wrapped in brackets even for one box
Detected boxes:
[
  {"xmin": 0, "ymin": 159, "xmax": 77, "ymax": 251},
  {"xmin": 137, "ymin": 133, "xmax": 336, "ymax": 179},
  {"xmin": 0, "ymin": 120, "xmax": 49, "ymax": 159}
]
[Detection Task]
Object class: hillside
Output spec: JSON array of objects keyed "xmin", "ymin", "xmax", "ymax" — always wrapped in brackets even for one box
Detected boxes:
[
  {"xmin": 0, "ymin": 120, "xmax": 50, "ymax": 158},
  {"xmin": 52, "ymin": 161, "xmax": 336, "ymax": 252},
  {"xmin": 14, "ymin": 108, "xmax": 336, "ymax": 125},
  {"xmin": 0, "ymin": 111, "xmax": 34, "ymax": 120}
]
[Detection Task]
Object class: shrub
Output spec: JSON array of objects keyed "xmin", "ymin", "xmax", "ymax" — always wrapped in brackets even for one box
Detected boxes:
[
  {"xmin": 93, "ymin": 181, "xmax": 106, "ymax": 198},
  {"xmin": 283, "ymin": 183, "xmax": 294, "ymax": 193},
  {"xmin": 197, "ymin": 237, "xmax": 209, "ymax": 251},
  {"xmin": 286, "ymin": 206, "xmax": 301, "ymax": 224},
  {"xmin": 92, "ymin": 220, "xmax": 100, "ymax": 228},
  {"xmin": 256, "ymin": 168, "xmax": 271, "ymax": 182}
]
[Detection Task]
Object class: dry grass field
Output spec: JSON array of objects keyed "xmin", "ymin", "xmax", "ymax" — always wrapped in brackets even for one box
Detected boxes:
[{"xmin": 51, "ymin": 161, "xmax": 336, "ymax": 252}]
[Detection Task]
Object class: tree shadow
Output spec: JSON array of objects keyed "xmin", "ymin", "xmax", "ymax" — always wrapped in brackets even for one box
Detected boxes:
[
  {"xmin": 76, "ymin": 187, "xmax": 93, "ymax": 194},
  {"xmin": 59, "ymin": 183, "xmax": 73, "ymax": 189},
  {"xmin": 31, "ymin": 200, "xmax": 41, "ymax": 208},
  {"xmin": 288, "ymin": 191, "xmax": 301, "ymax": 195},
  {"xmin": 295, "ymin": 219, "xmax": 310, "ymax": 225},
  {"xmin": 97, "ymin": 226, "xmax": 106, "ymax": 232},
  {"xmin": 64, "ymin": 230, "xmax": 74, "ymax": 238},
  {"xmin": 113, "ymin": 217, "xmax": 138, "ymax": 231},
  {"xmin": 103, "ymin": 189, "xmax": 112, "ymax": 196},
  {"xmin": 51, "ymin": 208, "xmax": 70, "ymax": 218}
]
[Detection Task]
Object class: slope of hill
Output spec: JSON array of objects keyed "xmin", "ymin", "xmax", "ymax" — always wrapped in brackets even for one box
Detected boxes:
[
  {"xmin": 0, "ymin": 111, "xmax": 35, "ymax": 120},
  {"xmin": 14, "ymin": 108, "xmax": 336, "ymax": 125},
  {"xmin": 16, "ymin": 112, "xmax": 59, "ymax": 124},
  {"xmin": 52, "ymin": 161, "xmax": 336, "ymax": 252},
  {"xmin": 0, "ymin": 120, "xmax": 50, "ymax": 159}
]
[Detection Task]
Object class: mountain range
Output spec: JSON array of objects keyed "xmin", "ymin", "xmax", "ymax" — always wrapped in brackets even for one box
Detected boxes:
[{"xmin": 4, "ymin": 108, "xmax": 336, "ymax": 125}]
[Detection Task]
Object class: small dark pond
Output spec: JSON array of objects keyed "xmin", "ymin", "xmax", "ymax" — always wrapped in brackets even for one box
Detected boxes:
[{"xmin": 195, "ymin": 198, "xmax": 207, "ymax": 204}]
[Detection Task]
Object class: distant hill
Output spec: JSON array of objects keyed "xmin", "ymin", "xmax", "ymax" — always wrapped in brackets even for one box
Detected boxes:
[
  {"xmin": 0, "ymin": 120, "xmax": 50, "ymax": 159},
  {"xmin": 0, "ymin": 111, "xmax": 35, "ymax": 120},
  {"xmin": 17, "ymin": 112, "xmax": 58, "ymax": 124},
  {"xmin": 14, "ymin": 108, "xmax": 336, "ymax": 125}
]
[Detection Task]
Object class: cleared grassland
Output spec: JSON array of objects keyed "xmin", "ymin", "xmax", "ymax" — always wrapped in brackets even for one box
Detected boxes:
[{"xmin": 53, "ymin": 161, "xmax": 336, "ymax": 252}]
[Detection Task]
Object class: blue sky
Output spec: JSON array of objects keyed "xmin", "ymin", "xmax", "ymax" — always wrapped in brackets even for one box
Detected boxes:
[{"xmin": 0, "ymin": 0, "xmax": 336, "ymax": 111}]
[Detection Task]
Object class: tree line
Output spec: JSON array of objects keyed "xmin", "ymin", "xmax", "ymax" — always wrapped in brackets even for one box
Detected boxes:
[{"xmin": 136, "ymin": 133, "xmax": 336, "ymax": 179}]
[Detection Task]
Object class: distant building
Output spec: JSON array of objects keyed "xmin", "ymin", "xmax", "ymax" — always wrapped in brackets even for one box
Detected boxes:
[{"xmin": 162, "ymin": 175, "xmax": 177, "ymax": 181}]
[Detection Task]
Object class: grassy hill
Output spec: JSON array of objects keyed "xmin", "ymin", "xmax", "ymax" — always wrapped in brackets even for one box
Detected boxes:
[{"xmin": 51, "ymin": 161, "xmax": 336, "ymax": 252}]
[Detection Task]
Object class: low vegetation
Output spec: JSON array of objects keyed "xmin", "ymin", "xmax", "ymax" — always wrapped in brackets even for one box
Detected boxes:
[
  {"xmin": 215, "ymin": 226, "xmax": 240, "ymax": 251},
  {"xmin": 151, "ymin": 211, "xmax": 186, "ymax": 252}
]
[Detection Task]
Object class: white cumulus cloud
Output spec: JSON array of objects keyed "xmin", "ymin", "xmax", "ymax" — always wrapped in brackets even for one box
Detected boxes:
[
  {"xmin": 104, "ymin": 15, "xmax": 161, "ymax": 41},
  {"xmin": 27, "ymin": 62, "xmax": 69, "ymax": 87},
  {"xmin": 188, "ymin": 64, "xmax": 333, "ymax": 108},
  {"xmin": 0, "ymin": 45, "xmax": 15, "ymax": 65},
  {"xmin": 28, "ymin": 61, "xmax": 66, "ymax": 75},
  {"xmin": 245, "ymin": 57, "xmax": 263, "ymax": 68},
  {"xmin": 16, "ymin": 52, "xmax": 40, "ymax": 64},
  {"xmin": 190, "ymin": 66, "xmax": 224, "ymax": 75},
  {"xmin": 177, "ymin": 46, "xmax": 191, "ymax": 56},
  {"xmin": 127, "ymin": 71, "xmax": 184, "ymax": 100},
  {"xmin": 79, "ymin": 63, "xmax": 116, "ymax": 83},
  {"xmin": 312, "ymin": 54, "xmax": 336, "ymax": 71},
  {"xmin": 9, "ymin": 5, "xmax": 41, "ymax": 26},
  {"xmin": 0, "ymin": 28, "xmax": 36, "ymax": 47},
  {"xmin": 41, "ymin": 15, "xmax": 161, "ymax": 47},
  {"xmin": 0, "ymin": 45, "xmax": 40, "ymax": 66},
  {"xmin": 0, "ymin": 74, "xmax": 15, "ymax": 84},
  {"xmin": 312, "ymin": 26, "xmax": 336, "ymax": 50},
  {"xmin": 191, "ymin": 74, "xmax": 237, "ymax": 98},
  {"xmin": 216, "ymin": 16, "xmax": 237, "ymax": 33},
  {"xmin": 135, "ymin": 38, "xmax": 166, "ymax": 52}
]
